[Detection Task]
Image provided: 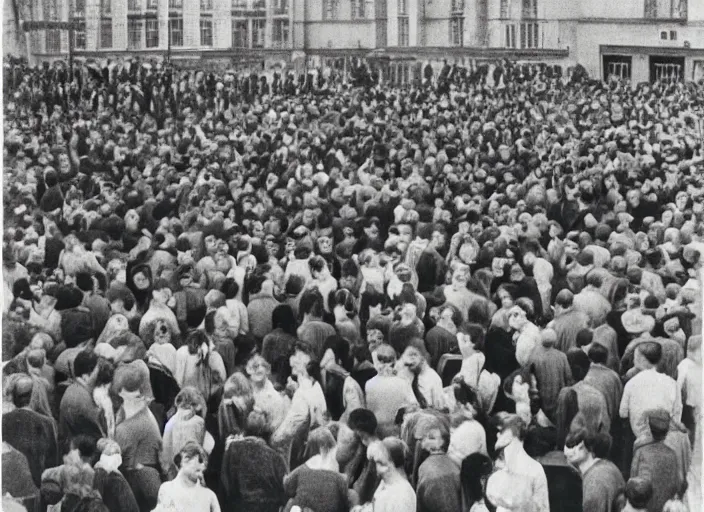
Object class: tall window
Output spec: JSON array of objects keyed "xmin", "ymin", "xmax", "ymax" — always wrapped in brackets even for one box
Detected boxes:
[
  {"xmin": 169, "ymin": 0, "xmax": 183, "ymax": 8},
  {"xmin": 273, "ymin": 0, "xmax": 288, "ymax": 14},
  {"xmin": 500, "ymin": 0, "xmax": 510, "ymax": 18},
  {"xmin": 232, "ymin": 19, "xmax": 248, "ymax": 47},
  {"xmin": 74, "ymin": 21, "xmax": 87, "ymax": 49},
  {"xmin": 644, "ymin": 0, "xmax": 657, "ymax": 17},
  {"xmin": 252, "ymin": 19, "xmax": 265, "ymax": 48},
  {"xmin": 128, "ymin": 0, "xmax": 141, "ymax": 11},
  {"xmin": 72, "ymin": 0, "xmax": 85, "ymax": 17},
  {"xmin": 147, "ymin": 0, "xmax": 158, "ymax": 9},
  {"xmin": 398, "ymin": 0, "xmax": 407, "ymax": 15},
  {"xmin": 522, "ymin": 0, "xmax": 537, "ymax": 18},
  {"xmin": 351, "ymin": 0, "xmax": 365, "ymax": 19},
  {"xmin": 519, "ymin": 22, "xmax": 538, "ymax": 48},
  {"xmin": 128, "ymin": 18, "xmax": 143, "ymax": 49},
  {"xmin": 201, "ymin": 0, "xmax": 213, "ymax": 9},
  {"xmin": 323, "ymin": 0, "xmax": 339, "ymax": 19},
  {"xmin": 505, "ymin": 24, "xmax": 517, "ymax": 48},
  {"xmin": 169, "ymin": 17, "xmax": 183, "ymax": 46},
  {"xmin": 200, "ymin": 19, "xmax": 213, "ymax": 46},
  {"xmin": 450, "ymin": 17, "xmax": 463, "ymax": 45},
  {"xmin": 146, "ymin": 18, "xmax": 159, "ymax": 47},
  {"xmin": 398, "ymin": 16, "xmax": 409, "ymax": 46},
  {"xmin": 451, "ymin": 0, "xmax": 465, "ymax": 12},
  {"xmin": 100, "ymin": 19, "xmax": 112, "ymax": 47},
  {"xmin": 272, "ymin": 19, "xmax": 289, "ymax": 48},
  {"xmin": 101, "ymin": 0, "xmax": 111, "ymax": 15},
  {"xmin": 232, "ymin": 0, "xmax": 247, "ymax": 10},
  {"xmin": 46, "ymin": 31, "xmax": 62, "ymax": 53}
]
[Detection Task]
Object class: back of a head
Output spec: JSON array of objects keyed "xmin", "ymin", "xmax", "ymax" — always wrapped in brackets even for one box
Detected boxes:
[
  {"xmin": 575, "ymin": 328, "xmax": 593, "ymax": 349},
  {"xmin": 11, "ymin": 374, "xmax": 34, "ymax": 408},
  {"xmin": 555, "ymin": 289, "xmax": 574, "ymax": 309},
  {"xmin": 541, "ymin": 328, "xmax": 558, "ymax": 348},
  {"xmin": 244, "ymin": 409, "xmax": 270, "ymax": 438},
  {"xmin": 567, "ymin": 348, "xmax": 591, "ymax": 382},
  {"xmin": 73, "ymin": 350, "xmax": 99, "ymax": 379},
  {"xmin": 626, "ymin": 477, "xmax": 653, "ymax": 509},
  {"xmin": 272, "ymin": 304, "xmax": 297, "ymax": 333},
  {"xmin": 587, "ymin": 343, "xmax": 608, "ymax": 365},
  {"xmin": 348, "ymin": 408, "xmax": 378, "ymax": 436},
  {"xmin": 71, "ymin": 435, "xmax": 98, "ymax": 462},
  {"xmin": 305, "ymin": 426, "xmax": 336, "ymax": 459},
  {"xmin": 637, "ymin": 341, "xmax": 662, "ymax": 366},
  {"xmin": 381, "ymin": 437, "xmax": 409, "ymax": 469},
  {"xmin": 647, "ymin": 409, "xmax": 671, "ymax": 442}
]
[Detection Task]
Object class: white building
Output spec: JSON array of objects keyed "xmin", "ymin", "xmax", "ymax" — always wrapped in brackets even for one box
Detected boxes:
[{"xmin": 5, "ymin": 0, "xmax": 704, "ymax": 82}]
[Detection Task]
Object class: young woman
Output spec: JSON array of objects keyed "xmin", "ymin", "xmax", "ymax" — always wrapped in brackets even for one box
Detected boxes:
[
  {"xmin": 217, "ymin": 373, "xmax": 255, "ymax": 440},
  {"xmin": 365, "ymin": 437, "xmax": 416, "ymax": 512},
  {"xmin": 174, "ymin": 330, "xmax": 226, "ymax": 403},
  {"xmin": 245, "ymin": 355, "xmax": 290, "ymax": 432},
  {"xmin": 284, "ymin": 427, "xmax": 352, "ymax": 512},
  {"xmin": 92, "ymin": 438, "xmax": 139, "ymax": 512}
]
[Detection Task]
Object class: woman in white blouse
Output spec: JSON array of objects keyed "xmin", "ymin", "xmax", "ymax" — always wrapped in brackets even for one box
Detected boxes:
[{"xmin": 362, "ymin": 437, "xmax": 416, "ymax": 512}]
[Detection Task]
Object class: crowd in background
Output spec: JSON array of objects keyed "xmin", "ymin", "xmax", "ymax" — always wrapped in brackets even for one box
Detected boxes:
[{"xmin": 1, "ymin": 55, "xmax": 703, "ymax": 512}]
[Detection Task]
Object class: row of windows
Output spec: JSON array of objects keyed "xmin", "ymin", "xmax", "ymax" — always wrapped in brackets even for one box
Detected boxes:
[
  {"xmin": 123, "ymin": 0, "xmax": 288, "ymax": 13},
  {"xmin": 504, "ymin": 22, "xmax": 540, "ymax": 49},
  {"xmin": 500, "ymin": 0, "xmax": 538, "ymax": 19}
]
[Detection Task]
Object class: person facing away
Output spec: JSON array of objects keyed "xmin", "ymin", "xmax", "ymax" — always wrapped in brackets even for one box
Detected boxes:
[{"xmin": 416, "ymin": 422, "xmax": 462, "ymax": 512}]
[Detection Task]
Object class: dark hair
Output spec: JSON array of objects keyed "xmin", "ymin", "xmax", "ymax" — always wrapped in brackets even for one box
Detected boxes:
[
  {"xmin": 467, "ymin": 300, "xmax": 492, "ymax": 328},
  {"xmin": 459, "ymin": 323, "xmax": 486, "ymax": 352},
  {"xmin": 71, "ymin": 435, "xmax": 98, "ymax": 463},
  {"xmin": 204, "ymin": 310, "xmax": 217, "ymax": 335},
  {"xmin": 185, "ymin": 330, "xmax": 209, "ymax": 356},
  {"xmin": 246, "ymin": 273, "xmax": 267, "ymax": 295},
  {"xmin": 73, "ymin": 350, "xmax": 99, "ymax": 379},
  {"xmin": 575, "ymin": 328, "xmax": 593, "ymax": 348},
  {"xmin": 299, "ymin": 289, "xmax": 324, "ymax": 319},
  {"xmin": 454, "ymin": 379, "xmax": 482, "ymax": 414},
  {"xmin": 331, "ymin": 288, "xmax": 357, "ymax": 317},
  {"xmin": 567, "ymin": 348, "xmax": 591, "ymax": 382},
  {"xmin": 637, "ymin": 341, "xmax": 662, "ymax": 366},
  {"xmin": 272, "ymin": 304, "xmax": 297, "ymax": 335},
  {"xmin": 75, "ymin": 272, "xmax": 94, "ymax": 292},
  {"xmin": 244, "ymin": 410, "xmax": 270, "ymax": 438},
  {"xmin": 626, "ymin": 478, "xmax": 653, "ymax": 509},
  {"xmin": 381, "ymin": 437, "xmax": 408, "ymax": 469},
  {"xmin": 502, "ymin": 366, "xmax": 533, "ymax": 398},
  {"xmin": 308, "ymin": 255, "xmax": 326, "ymax": 274},
  {"xmin": 220, "ymin": 277, "xmax": 240, "ymax": 300},
  {"xmin": 11, "ymin": 374, "xmax": 33, "ymax": 408},
  {"xmin": 348, "ymin": 408, "xmax": 378, "ymax": 436},
  {"xmin": 94, "ymin": 359, "xmax": 115, "ymax": 388},
  {"xmin": 565, "ymin": 428, "xmax": 612, "ymax": 458},
  {"xmin": 322, "ymin": 335, "xmax": 352, "ymax": 371},
  {"xmin": 174, "ymin": 441, "xmax": 208, "ymax": 468},
  {"xmin": 587, "ymin": 343, "xmax": 608, "ymax": 364},
  {"xmin": 461, "ymin": 453, "xmax": 493, "ymax": 511},
  {"xmin": 585, "ymin": 272, "xmax": 603, "ymax": 288}
]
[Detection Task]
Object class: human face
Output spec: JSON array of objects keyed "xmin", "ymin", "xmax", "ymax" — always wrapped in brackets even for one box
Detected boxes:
[
  {"xmin": 367, "ymin": 328, "xmax": 384, "ymax": 346},
  {"xmin": 289, "ymin": 349, "xmax": 311, "ymax": 378},
  {"xmin": 320, "ymin": 348, "xmax": 336, "ymax": 370},
  {"xmin": 564, "ymin": 441, "xmax": 587, "ymax": 467},
  {"xmin": 676, "ymin": 193, "xmax": 688, "ymax": 211},
  {"xmin": 153, "ymin": 321, "xmax": 171, "ymax": 345},
  {"xmin": 457, "ymin": 332, "xmax": 476, "ymax": 357},
  {"xmin": 421, "ymin": 428, "xmax": 445, "ymax": 454},
  {"xmin": 132, "ymin": 271, "xmax": 150, "ymax": 290},
  {"xmin": 498, "ymin": 290, "xmax": 514, "ymax": 310},
  {"xmin": 205, "ymin": 235, "xmax": 218, "ymax": 255},
  {"xmin": 246, "ymin": 357, "xmax": 269, "ymax": 384},
  {"xmin": 508, "ymin": 306, "xmax": 527, "ymax": 330},
  {"xmin": 403, "ymin": 347, "xmax": 424, "ymax": 373},
  {"xmin": 180, "ymin": 454, "xmax": 206, "ymax": 483},
  {"xmin": 398, "ymin": 225, "xmax": 413, "ymax": 245},
  {"xmin": 370, "ymin": 449, "xmax": 392, "ymax": 480},
  {"xmin": 495, "ymin": 427, "xmax": 514, "ymax": 451}
]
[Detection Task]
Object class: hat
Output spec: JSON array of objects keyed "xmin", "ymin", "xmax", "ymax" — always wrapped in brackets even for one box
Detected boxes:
[
  {"xmin": 621, "ymin": 309, "xmax": 656, "ymax": 334},
  {"xmin": 647, "ymin": 409, "xmax": 671, "ymax": 432}
]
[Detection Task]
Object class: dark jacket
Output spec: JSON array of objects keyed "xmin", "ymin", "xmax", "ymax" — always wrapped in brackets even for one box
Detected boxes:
[{"xmin": 3, "ymin": 408, "xmax": 59, "ymax": 487}]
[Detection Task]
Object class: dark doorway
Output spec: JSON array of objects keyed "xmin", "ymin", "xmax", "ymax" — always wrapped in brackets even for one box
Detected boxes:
[
  {"xmin": 603, "ymin": 54, "xmax": 632, "ymax": 80},
  {"xmin": 650, "ymin": 55, "xmax": 685, "ymax": 81}
]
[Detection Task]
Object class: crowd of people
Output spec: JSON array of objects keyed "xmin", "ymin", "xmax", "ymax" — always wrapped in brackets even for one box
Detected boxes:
[{"xmin": 1, "ymin": 55, "xmax": 703, "ymax": 512}]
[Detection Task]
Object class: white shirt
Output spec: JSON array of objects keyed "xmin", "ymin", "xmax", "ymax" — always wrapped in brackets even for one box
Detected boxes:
[
  {"xmin": 620, "ymin": 368, "xmax": 683, "ymax": 439},
  {"xmin": 153, "ymin": 478, "xmax": 220, "ymax": 512},
  {"xmin": 372, "ymin": 477, "xmax": 417, "ymax": 512}
]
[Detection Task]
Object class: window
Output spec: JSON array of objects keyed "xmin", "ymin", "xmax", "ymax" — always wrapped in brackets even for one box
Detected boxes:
[
  {"xmin": 101, "ymin": 0, "xmax": 111, "ymax": 15},
  {"xmin": 200, "ymin": 19, "xmax": 213, "ymax": 46},
  {"xmin": 398, "ymin": 16, "xmax": 409, "ymax": 46},
  {"xmin": 252, "ymin": 0, "xmax": 265, "ymax": 10},
  {"xmin": 661, "ymin": 30, "xmax": 668, "ymax": 39},
  {"xmin": 273, "ymin": 0, "xmax": 288, "ymax": 15},
  {"xmin": 46, "ymin": 31, "xmax": 61, "ymax": 53},
  {"xmin": 252, "ymin": 19, "xmax": 265, "ymax": 48},
  {"xmin": 607, "ymin": 61, "xmax": 630, "ymax": 79},
  {"xmin": 670, "ymin": 30, "xmax": 677, "ymax": 40},
  {"xmin": 450, "ymin": 16, "xmax": 463, "ymax": 45},
  {"xmin": 232, "ymin": 19, "xmax": 248, "ymax": 47},
  {"xmin": 74, "ymin": 21, "xmax": 86, "ymax": 49},
  {"xmin": 500, "ymin": 0, "xmax": 510, "ymax": 18},
  {"xmin": 201, "ymin": 0, "xmax": 213, "ymax": 9},
  {"xmin": 505, "ymin": 24, "xmax": 517, "ymax": 48},
  {"xmin": 146, "ymin": 0, "xmax": 158, "ymax": 9},
  {"xmin": 323, "ymin": 0, "xmax": 339, "ymax": 19},
  {"xmin": 644, "ymin": 0, "xmax": 657, "ymax": 17},
  {"xmin": 520, "ymin": 22, "xmax": 539, "ymax": 48},
  {"xmin": 146, "ymin": 18, "xmax": 159, "ymax": 47},
  {"xmin": 232, "ymin": 0, "xmax": 247, "ymax": 8},
  {"xmin": 653, "ymin": 63, "xmax": 682, "ymax": 81},
  {"xmin": 169, "ymin": 17, "xmax": 183, "ymax": 46},
  {"xmin": 100, "ymin": 18, "xmax": 112, "ymax": 48},
  {"xmin": 72, "ymin": 0, "xmax": 85, "ymax": 18},
  {"xmin": 169, "ymin": 0, "xmax": 183, "ymax": 8},
  {"xmin": 398, "ymin": 0, "xmax": 408, "ymax": 15},
  {"xmin": 451, "ymin": 0, "xmax": 464, "ymax": 13},
  {"xmin": 272, "ymin": 19, "xmax": 289, "ymax": 48},
  {"xmin": 522, "ymin": 0, "xmax": 537, "ymax": 18},
  {"xmin": 351, "ymin": 0, "xmax": 365, "ymax": 18},
  {"xmin": 128, "ymin": 18, "xmax": 143, "ymax": 49},
  {"xmin": 128, "ymin": 0, "xmax": 141, "ymax": 11}
]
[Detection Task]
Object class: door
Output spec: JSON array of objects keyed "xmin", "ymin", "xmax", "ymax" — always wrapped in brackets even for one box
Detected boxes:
[
  {"xmin": 650, "ymin": 55, "xmax": 685, "ymax": 82},
  {"xmin": 602, "ymin": 54, "xmax": 632, "ymax": 80}
]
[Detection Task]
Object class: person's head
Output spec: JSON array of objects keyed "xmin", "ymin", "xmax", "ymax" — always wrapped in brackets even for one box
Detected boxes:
[
  {"xmin": 367, "ymin": 437, "xmax": 408, "ymax": 481},
  {"xmin": 96, "ymin": 438, "xmax": 122, "ymax": 472},
  {"xmin": 421, "ymin": 421, "xmax": 450, "ymax": 454},
  {"xmin": 457, "ymin": 323, "xmax": 485, "ymax": 357},
  {"xmin": 587, "ymin": 342, "xmax": 608, "ymax": 365},
  {"xmin": 401, "ymin": 342, "xmax": 428, "ymax": 374},
  {"xmin": 348, "ymin": 408, "xmax": 378, "ymax": 446},
  {"xmin": 174, "ymin": 386, "xmax": 206, "ymax": 416},
  {"xmin": 454, "ymin": 379, "xmax": 482, "ymax": 418},
  {"xmin": 496, "ymin": 283, "xmax": 517, "ymax": 310},
  {"xmin": 564, "ymin": 428, "xmax": 612, "ymax": 468},
  {"xmin": 647, "ymin": 409, "xmax": 671, "ymax": 442},
  {"xmin": 174, "ymin": 442, "xmax": 208, "ymax": 483},
  {"xmin": 113, "ymin": 362, "xmax": 147, "ymax": 406},
  {"xmin": 634, "ymin": 341, "xmax": 662, "ymax": 370},
  {"xmin": 69, "ymin": 435, "xmax": 99, "ymax": 464},
  {"xmin": 300, "ymin": 288, "xmax": 324, "ymax": 319},
  {"xmin": 245, "ymin": 354, "xmax": 272, "ymax": 385},
  {"xmin": 502, "ymin": 367, "xmax": 533, "ymax": 403},
  {"xmin": 508, "ymin": 300, "xmax": 533, "ymax": 330},
  {"xmin": 575, "ymin": 328, "xmax": 594, "ymax": 350},
  {"xmin": 244, "ymin": 409, "xmax": 271, "ymax": 438},
  {"xmin": 554, "ymin": 289, "xmax": 574, "ymax": 314},
  {"xmin": 185, "ymin": 329, "xmax": 209, "ymax": 355},
  {"xmin": 289, "ymin": 342, "xmax": 320, "ymax": 382},
  {"xmin": 304, "ymin": 427, "xmax": 337, "ymax": 461},
  {"xmin": 220, "ymin": 277, "xmax": 240, "ymax": 300},
  {"xmin": 461, "ymin": 453, "xmax": 493, "ymax": 509},
  {"xmin": 321, "ymin": 335, "xmax": 352, "ymax": 371},
  {"xmin": 73, "ymin": 350, "xmax": 99, "ymax": 383},
  {"xmin": 493, "ymin": 413, "xmax": 527, "ymax": 451},
  {"xmin": 686, "ymin": 334, "xmax": 701, "ymax": 362},
  {"xmin": 10, "ymin": 374, "xmax": 33, "ymax": 408},
  {"xmin": 272, "ymin": 304, "xmax": 297, "ymax": 335},
  {"xmin": 223, "ymin": 372, "xmax": 254, "ymax": 411},
  {"xmin": 567, "ymin": 348, "xmax": 591, "ymax": 382},
  {"xmin": 625, "ymin": 477, "xmax": 653, "ymax": 510}
]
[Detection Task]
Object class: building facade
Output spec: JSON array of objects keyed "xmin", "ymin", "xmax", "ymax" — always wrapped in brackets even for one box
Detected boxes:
[{"xmin": 5, "ymin": 0, "xmax": 704, "ymax": 82}]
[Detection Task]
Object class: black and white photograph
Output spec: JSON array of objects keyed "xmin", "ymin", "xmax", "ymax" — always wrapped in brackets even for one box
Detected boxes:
[{"xmin": 1, "ymin": 0, "xmax": 703, "ymax": 511}]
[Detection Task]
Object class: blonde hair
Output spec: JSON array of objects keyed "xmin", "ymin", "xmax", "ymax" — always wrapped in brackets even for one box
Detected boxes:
[{"xmin": 96, "ymin": 438, "xmax": 121, "ymax": 456}]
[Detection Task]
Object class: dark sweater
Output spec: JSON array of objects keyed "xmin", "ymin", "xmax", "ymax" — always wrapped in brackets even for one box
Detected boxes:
[
  {"xmin": 631, "ymin": 441, "xmax": 680, "ymax": 512},
  {"xmin": 425, "ymin": 325, "xmax": 458, "ymax": 370},
  {"xmin": 416, "ymin": 454, "xmax": 461, "ymax": 512},
  {"xmin": 284, "ymin": 466, "xmax": 349, "ymax": 512},
  {"xmin": 220, "ymin": 437, "xmax": 287, "ymax": 512},
  {"xmin": 92, "ymin": 467, "xmax": 139, "ymax": 512},
  {"xmin": 59, "ymin": 381, "xmax": 105, "ymax": 451},
  {"xmin": 3, "ymin": 408, "xmax": 59, "ymax": 488},
  {"xmin": 583, "ymin": 459, "xmax": 625, "ymax": 512}
]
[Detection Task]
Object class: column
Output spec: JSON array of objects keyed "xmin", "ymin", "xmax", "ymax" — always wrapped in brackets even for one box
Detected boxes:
[
  {"xmin": 158, "ymin": 0, "xmax": 168, "ymax": 50},
  {"xmin": 387, "ymin": 0, "xmax": 397, "ymax": 47},
  {"xmin": 61, "ymin": 0, "xmax": 70, "ymax": 56},
  {"xmin": 85, "ymin": 0, "xmax": 100, "ymax": 50},
  {"xmin": 113, "ymin": 0, "xmax": 128, "ymax": 49},
  {"xmin": 184, "ymin": 0, "xmax": 199, "ymax": 47},
  {"xmin": 214, "ymin": 0, "xmax": 231, "ymax": 48},
  {"xmin": 408, "ymin": 0, "xmax": 418, "ymax": 47},
  {"xmin": 265, "ymin": 0, "xmax": 273, "ymax": 49}
]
